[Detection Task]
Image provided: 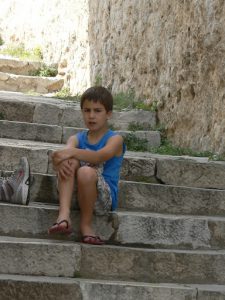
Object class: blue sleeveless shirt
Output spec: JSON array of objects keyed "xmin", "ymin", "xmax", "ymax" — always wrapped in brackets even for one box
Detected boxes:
[{"xmin": 76, "ymin": 130, "xmax": 126, "ymax": 210}]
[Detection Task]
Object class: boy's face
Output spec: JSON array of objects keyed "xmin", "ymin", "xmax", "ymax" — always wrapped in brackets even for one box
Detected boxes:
[{"xmin": 81, "ymin": 99, "xmax": 112, "ymax": 132}]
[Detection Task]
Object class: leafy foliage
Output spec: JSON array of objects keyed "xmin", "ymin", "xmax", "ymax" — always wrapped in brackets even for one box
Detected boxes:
[
  {"xmin": 0, "ymin": 44, "xmax": 43, "ymax": 61},
  {"xmin": 29, "ymin": 64, "xmax": 57, "ymax": 77}
]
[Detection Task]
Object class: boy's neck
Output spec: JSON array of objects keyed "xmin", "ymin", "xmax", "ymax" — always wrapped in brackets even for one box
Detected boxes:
[{"xmin": 88, "ymin": 126, "xmax": 109, "ymax": 143}]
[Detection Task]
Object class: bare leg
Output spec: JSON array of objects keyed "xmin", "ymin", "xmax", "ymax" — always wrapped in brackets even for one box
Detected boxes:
[
  {"xmin": 49, "ymin": 159, "xmax": 79, "ymax": 231},
  {"xmin": 77, "ymin": 166, "xmax": 98, "ymax": 236}
]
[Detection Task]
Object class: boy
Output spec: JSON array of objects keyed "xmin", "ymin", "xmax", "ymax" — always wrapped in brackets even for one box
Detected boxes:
[
  {"xmin": 49, "ymin": 86, "xmax": 126, "ymax": 245},
  {"xmin": 0, "ymin": 157, "xmax": 30, "ymax": 205}
]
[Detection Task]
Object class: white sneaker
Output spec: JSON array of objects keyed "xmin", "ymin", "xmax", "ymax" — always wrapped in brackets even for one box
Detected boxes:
[{"xmin": 1, "ymin": 157, "xmax": 30, "ymax": 205}]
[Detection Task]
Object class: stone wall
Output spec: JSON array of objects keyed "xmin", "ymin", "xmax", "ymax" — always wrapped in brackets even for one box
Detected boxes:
[
  {"xmin": 0, "ymin": 0, "xmax": 90, "ymax": 94},
  {"xmin": 89, "ymin": 0, "xmax": 225, "ymax": 154},
  {"xmin": 0, "ymin": 0, "xmax": 225, "ymax": 153}
]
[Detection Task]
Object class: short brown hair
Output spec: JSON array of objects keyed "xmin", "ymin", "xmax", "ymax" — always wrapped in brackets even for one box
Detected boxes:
[{"xmin": 80, "ymin": 86, "xmax": 113, "ymax": 112}]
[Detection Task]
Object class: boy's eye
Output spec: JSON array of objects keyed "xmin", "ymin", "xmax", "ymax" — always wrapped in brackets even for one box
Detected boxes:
[{"xmin": 82, "ymin": 108, "xmax": 103, "ymax": 113}]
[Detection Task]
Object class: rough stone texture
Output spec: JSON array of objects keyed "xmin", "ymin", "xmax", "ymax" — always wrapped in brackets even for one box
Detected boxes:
[
  {"xmin": 0, "ymin": 275, "xmax": 200, "ymax": 300},
  {"xmin": 0, "ymin": 99, "xmax": 35, "ymax": 123},
  {"xmin": 1, "ymin": 1, "xmax": 225, "ymax": 152},
  {"xmin": 0, "ymin": 203, "xmax": 114, "ymax": 241},
  {"xmin": 79, "ymin": 280, "xmax": 197, "ymax": 300},
  {"xmin": 23, "ymin": 171, "xmax": 225, "ymax": 217},
  {"xmin": 0, "ymin": 57, "xmax": 42, "ymax": 75},
  {"xmin": 0, "ymin": 120, "xmax": 63, "ymax": 143},
  {"xmin": 60, "ymin": 108, "xmax": 85, "ymax": 127},
  {"xmin": 119, "ymin": 181, "xmax": 225, "ymax": 216},
  {"xmin": 0, "ymin": 72, "xmax": 64, "ymax": 93},
  {"xmin": 110, "ymin": 110, "xmax": 156, "ymax": 130},
  {"xmin": 0, "ymin": 119, "xmax": 160, "ymax": 147},
  {"xmin": 30, "ymin": 173, "xmax": 59, "ymax": 204},
  {"xmin": 0, "ymin": 145, "xmax": 49, "ymax": 173},
  {"xmin": 115, "ymin": 212, "xmax": 212, "ymax": 249},
  {"xmin": 0, "ymin": 138, "xmax": 62, "ymax": 173},
  {"xmin": 80, "ymin": 245, "xmax": 225, "ymax": 284},
  {"xmin": 0, "ymin": 92, "xmax": 158, "ymax": 130},
  {"xmin": 3, "ymin": 276, "xmax": 225, "ymax": 300},
  {"xmin": 197, "ymin": 287, "xmax": 225, "ymax": 300},
  {"xmin": 88, "ymin": 0, "xmax": 225, "ymax": 154},
  {"xmin": 0, "ymin": 0, "xmax": 90, "ymax": 94},
  {"xmin": 5, "ymin": 201, "xmax": 225, "ymax": 250},
  {"xmin": 0, "ymin": 236, "xmax": 81, "ymax": 277},
  {"xmin": 33, "ymin": 103, "xmax": 64, "ymax": 125},
  {"xmin": 0, "ymin": 276, "xmax": 82, "ymax": 300},
  {"xmin": 120, "ymin": 156, "xmax": 156, "ymax": 182},
  {"xmin": 156, "ymin": 157, "xmax": 225, "ymax": 189}
]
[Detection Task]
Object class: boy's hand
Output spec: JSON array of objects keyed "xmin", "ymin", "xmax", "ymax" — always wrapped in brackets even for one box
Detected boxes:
[
  {"xmin": 57, "ymin": 160, "xmax": 74, "ymax": 180},
  {"xmin": 52, "ymin": 149, "xmax": 72, "ymax": 167}
]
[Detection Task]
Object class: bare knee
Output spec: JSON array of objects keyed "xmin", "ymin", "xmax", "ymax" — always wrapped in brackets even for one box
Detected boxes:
[
  {"xmin": 77, "ymin": 166, "xmax": 97, "ymax": 185},
  {"xmin": 68, "ymin": 158, "xmax": 80, "ymax": 175}
]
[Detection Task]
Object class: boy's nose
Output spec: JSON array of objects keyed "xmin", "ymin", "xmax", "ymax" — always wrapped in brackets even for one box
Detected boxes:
[{"xmin": 89, "ymin": 111, "xmax": 95, "ymax": 118}]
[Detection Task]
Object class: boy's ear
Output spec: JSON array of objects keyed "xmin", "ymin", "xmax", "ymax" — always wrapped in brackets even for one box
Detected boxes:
[{"xmin": 107, "ymin": 111, "xmax": 112, "ymax": 119}]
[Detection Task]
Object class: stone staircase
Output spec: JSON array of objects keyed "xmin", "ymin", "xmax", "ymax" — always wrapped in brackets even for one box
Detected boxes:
[
  {"xmin": 1, "ymin": 89, "xmax": 225, "ymax": 299},
  {"xmin": 0, "ymin": 56, "xmax": 64, "ymax": 94}
]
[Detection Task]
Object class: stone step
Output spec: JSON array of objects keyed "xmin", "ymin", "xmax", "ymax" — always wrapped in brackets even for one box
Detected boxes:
[
  {"xmin": 0, "ymin": 236, "xmax": 80, "ymax": 277},
  {"xmin": 0, "ymin": 72, "xmax": 64, "ymax": 94},
  {"xmin": 0, "ymin": 57, "xmax": 42, "ymax": 75},
  {"xmin": 119, "ymin": 180, "xmax": 225, "ymax": 216},
  {"xmin": 22, "ymin": 172, "xmax": 225, "ymax": 216},
  {"xmin": 1, "ymin": 202, "xmax": 225, "ymax": 250},
  {"xmin": 1, "ymin": 236, "xmax": 225, "ymax": 284},
  {"xmin": 0, "ymin": 137, "xmax": 156, "ymax": 181},
  {"xmin": 0, "ymin": 91, "xmax": 156, "ymax": 130},
  {"xmin": 0, "ymin": 137, "xmax": 225, "ymax": 189},
  {"xmin": 2, "ymin": 274, "xmax": 225, "ymax": 300},
  {"xmin": 0, "ymin": 120, "xmax": 161, "ymax": 147},
  {"xmin": 80, "ymin": 246, "xmax": 225, "ymax": 285}
]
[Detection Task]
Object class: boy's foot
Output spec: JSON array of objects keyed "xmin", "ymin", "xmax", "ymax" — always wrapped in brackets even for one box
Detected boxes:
[
  {"xmin": 82, "ymin": 235, "xmax": 105, "ymax": 245},
  {"xmin": 0, "ymin": 157, "xmax": 30, "ymax": 205},
  {"xmin": 48, "ymin": 219, "xmax": 73, "ymax": 235}
]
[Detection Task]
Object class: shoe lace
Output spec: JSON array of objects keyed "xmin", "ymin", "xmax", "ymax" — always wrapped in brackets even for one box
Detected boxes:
[
  {"xmin": 0, "ymin": 175, "xmax": 10, "ymax": 183},
  {"xmin": 0, "ymin": 172, "xmax": 33, "ymax": 187},
  {"xmin": 1, "ymin": 169, "xmax": 21, "ymax": 187}
]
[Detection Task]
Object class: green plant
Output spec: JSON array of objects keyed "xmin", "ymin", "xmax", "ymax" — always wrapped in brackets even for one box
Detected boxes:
[
  {"xmin": 0, "ymin": 44, "xmax": 43, "ymax": 61},
  {"xmin": 73, "ymin": 271, "xmax": 81, "ymax": 278},
  {"xmin": 130, "ymin": 99, "xmax": 159, "ymax": 112},
  {"xmin": 148, "ymin": 137, "xmax": 221, "ymax": 159},
  {"xmin": 0, "ymin": 112, "xmax": 5, "ymax": 120},
  {"xmin": 25, "ymin": 90, "xmax": 41, "ymax": 96},
  {"xmin": 0, "ymin": 36, "xmax": 4, "ymax": 46},
  {"xmin": 208, "ymin": 152, "xmax": 225, "ymax": 161},
  {"xmin": 113, "ymin": 91, "xmax": 158, "ymax": 112},
  {"xmin": 128, "ymin": 121, "xmax": 154, "ymax": 131},
  {"xmin": 29, "ymin": 64, "xmax": 57, "ymax": 77},
  {"xmin": 39, "ymin": 66, "xmax": 57, "ymax": 77},
  {"xmin": 54, "ymin": 87, "xmax": 72, "ymax": 98},
  {"xmin": 94, "ymin": 74, "xmax": 102, "ymax": 86},
  {"xmin": 124, "ymin": 133, "xmax": 148, "ymax": 152},
  {"xmin": 32, "ymin": 46, "xmax": 43, "ymax": 60},
  {"xmin": 54, "ymin": 87, "xmax": 80, "ymax": 102},
  {"xmin": 113, "ymin": 90, "xmax": 137, "ymax": 110}
]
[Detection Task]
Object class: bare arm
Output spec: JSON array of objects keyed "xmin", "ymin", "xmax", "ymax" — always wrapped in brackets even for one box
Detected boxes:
[
  {"xmin": 52, "ymin": 135, "xmax": 123, "ymax": 167},
  {"xmin": 65, "ymin": 135, "xmax": 78, "ymax": 149},
  {"xmin": 52, "ymin": 135, "xmax": 78, "ymax": 177}
]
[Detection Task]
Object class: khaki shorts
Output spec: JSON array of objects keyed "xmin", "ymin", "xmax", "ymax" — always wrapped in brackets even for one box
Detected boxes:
[
  {"xmin": 57, "ymin": 163, "xmax": 112, "ymax": 216},
  {"xmin": 94, "ymin": 167, "xmax": 112, "ymax": 215}
]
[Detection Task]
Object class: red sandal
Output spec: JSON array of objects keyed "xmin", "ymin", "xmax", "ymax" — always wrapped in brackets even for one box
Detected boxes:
[
  {"xmin": 82, "ymin": 235, "xmax": 105, "ymax": 245},
  {"xmin": 48, "ymin": 220, "xmax": 72, "ymax": 235}
]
